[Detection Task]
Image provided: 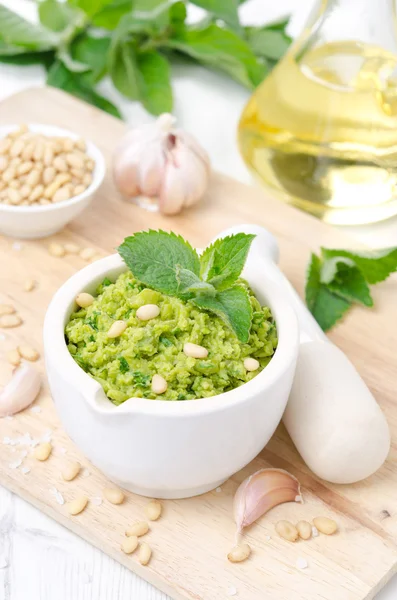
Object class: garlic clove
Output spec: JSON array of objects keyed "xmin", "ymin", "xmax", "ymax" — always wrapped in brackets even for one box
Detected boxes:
[
  {"xmin": 113, "ymin": 150, "xmax": 140, "ymax": 197},
  {"xmin": 139, "ymin": 143, "xmax": 166, "ymax": 197},
  {"xmin": 233, "ymin": 468, "xmax": 301, "ymax": 533},
  {"xmin": 181, "ymin": 130, "xmax": 211, "ymax": 175},
  {"xmin": 160, "ymin": 161, "xmax": 187, "ymax": 216},
  {"xmin": 0, "ymin": 363, "xmax": 41, "ymax": 417}
]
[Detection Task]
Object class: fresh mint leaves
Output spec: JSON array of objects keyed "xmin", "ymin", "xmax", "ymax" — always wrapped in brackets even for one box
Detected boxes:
[
  {"xmin": 0, "ymin": 1, "xmax": 291, "ymax": 117},
  {"xmin": 118, "ymin": 230, "xmax": 255, "ymax": 342},
  {"xmin": 306, "ymin": 246, "xmax": 397, "ymax": 331}
]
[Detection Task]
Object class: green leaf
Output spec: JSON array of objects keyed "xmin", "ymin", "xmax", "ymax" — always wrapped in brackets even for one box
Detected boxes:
[
  {"xmin": 109, "ymin": 39, "xmax": 140, "ymax": 99},
  {"xmin": 321, "ymin": 258, "xmax": 373, "ymax": 307},
  {"xmin": 169, "ymin": 1, "xmax": 187, "ymax": 29},
  {"xmin": 0, "ymin": 5, "xmax": 58, "ymax": 50},
  {"xmin": 192, "ymin": 284, "xmax": 252, "ymax": 343},
  {"xmin": 92, "ymin": 0, "xmax": 134, "ymax": 30},
  {"xmin": 58, "ymin": 47, "xmax": 91, "ymax": 73},
  {"xmin": 321, "ymin": 247, "xmax": 397, "ymax": 284},
  {"xmin": 47, "ymin": 61, "xmax": 122, "ymax": 118},
  {"xmin": 118, "ymin": 230, "xmax": 200, "ymax": 296},
  {"xmin": 200, "ymin": 233, "xmax": 255, "ymax": 290},
  {"xmin": 246, "ymin": 28, "xmax": 291, "ymax": 60},
  {"xmin": 136, "ymin": 50, "xmax": 173, "ymax": 115},
  {"xmin": 190, "ymin": 0, "xmax": 240, "ymax": 30},
  {"xmin": 39, "ymin": 0, "xmax": 82, "ymax": 32},
  {"xmin": 306, "ymin": 253, "xmax": 351, "ymax": 331},
  {"xmin": 119, "ymin": 356, "xmax": 129, "ymax": 373},
  {"xmin": 0, "ymin": 48, "xmax": 54, "ymax": 66},
  {"xmin": 175, "ymin": 266, "xmax": 216, "ymax": 297},
  {"xmin": 168, "ymin": 23, "xmax": 264, "ymax": 88},
  {"xmin": 71, "ymin": 34, "xmax": 111, "ymax": 83},
  {"xmin": 68, "ymin": 0, "xmax": 114, "ymax": 18}
]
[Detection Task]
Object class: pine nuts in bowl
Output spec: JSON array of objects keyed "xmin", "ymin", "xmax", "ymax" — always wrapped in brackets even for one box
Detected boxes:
[{"xmin": 0, "ymin": 124, "xmax": 105, "ymax": 239}]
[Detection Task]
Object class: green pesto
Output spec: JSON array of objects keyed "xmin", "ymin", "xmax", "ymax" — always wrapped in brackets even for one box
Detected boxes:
[{"xmin": 65, "ymin": 271, "xmax": 278, "ymax": 403}]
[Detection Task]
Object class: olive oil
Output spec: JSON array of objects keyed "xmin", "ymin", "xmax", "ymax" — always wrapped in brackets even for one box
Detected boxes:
[{"xmin": 238, "ymin": 41, "xmax": 397, "ymax": 225}]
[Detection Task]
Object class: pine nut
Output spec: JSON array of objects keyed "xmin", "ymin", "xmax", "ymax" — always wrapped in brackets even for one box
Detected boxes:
[
  {"xmin": 53, "ymin": 155, "xmax": 68, "ymax": 172},
  {"xmin": 139, "ymin": 543, "xmax": 152, "ymax": 566},
  {"xmin": 33, "ymin": 140, "xmax": 44, "ymax": 161},
  {"xmin": 151, "ymin": 374, "xmax": 167, "ymax": 394},
  {"xmin": 297, "ymin": 520, "xmax": 312, "ymax": 540},
  {"xmin": 71, "ymin": 168, "xmax": 85, "ymax": 181},
  {"xmin": 26, "ymin": 169, "xmax": 41, "ymax": 187},
  {"xmin": 29, "ymin": 184, "xmax": 44, "ymax": 202},
  {"xmin": 20, "ymin": 184, "xmax": 32, "ymax": 199},
  {"xmin": 3, "ymin": 166, "xmax": 16, "ymax": 183},
  {"xmin": 17, "ymin": 161, "xmax": 33, "ymax": 176},
  {"xmin": 126, "ymin": 521, "xmax": 149, "ymax": 537},
  {"xmin": 0, "ymin": 304, "xmax": 15, "ymax": 315},
  {"xmin": 8, "ymin": 188, "xmax": 21, "ymax": 205},
  {"xmin": 73, "ymin": 184, "xmax": 86, "ymax": 196},
  {"xmin": 0, "ymin": 156, "xmax": 8, "ymax": 172},
  {"xmin": 64, "ymin": 242, "xmax": 80, "ymax": 254},
  {"xmin": 66, "ymin": 495, "xmax": 88, "ymax": 515},
  {"xmin": 62, "ymin": 461, "xmax": 81, "ymax": 481},
  {"xmin": 275, "ymin": 520, "xmax": 299, "ymax": 542},
  {"xmin": 44, "ymin": 173, "xmax": 71, "ymax": 199},
  {"xmin": 7, "ymin": 349, "xmax": 21, "ymax": 366},
  {"xmin": 227, "ymin": 544, "xmax": 251, "ymax": 563},
  {"xmin": 145, "ymin": 499, "xmax": 162, "ymax": 521},
  {"xmin": 183, "ymin": 342, "xmax": 208, "ymax": 359},
  {"xmin": 43, "ymin": 166, "xmax": 56, "ymax": 185},
  {"xmin": 53, "ymin": 186, "xmax": 71, "ymax": 203},
  {"xmin": 0, "ymin": 138, "xmax": 11, "ymax": 154},
  {"xmin": 43, "ymin": 145, "xmax": 54, "ymax": 166},
  {"xmin": 48, "ymin": 242, "xmax": 66, "ymax": 258},
  {"xmin": 17, "ymin": 344, "xmax": 39, "ymax": 361},
  {"xmin": 83, "ymin": 173, "xmax": 92, "ymax": 186},
  {"xmin": 136, "ymin": 304, "xmax": 160, "ymax": 321},
  {"xmin": 86, "ymin": 159, "xmax": 94, "ymax": 172},
  {"xmin": 313, "ymin": 517, "xmax": 338, "ymax": 535},
  {"xmin": 108, "ymin": 320, "xmax": 127, "ymax": 338},
  {"xmin": 21, "ymin": 141, "xmax": 35, "ymax": 161},
  {"xmin": 0, "ymin": 314, "xmax": 22, "ymax": 328},
  {"xmin": 75, "ymin": 138, "xmax": 86, "ymax": 151},
  {"xmin": 63, "ymin": 138, "xmax": 74, "ymax": 152},
  {"xmin": 76, "ymin": 292, "xmax": 95, "ymax": 308},
  {"xmin": 121, "ymin": 536, "xmax": 138, "ymax": 555},
  {"xmin": 10, "ymin": 139, "xmax": 24, "ymax": 158},
  {"xmin": 80, "ymin": 247, "xmax": 96, "ymax": 261},
  {"xmin": 103, "ymin": 487, "xmax": 125, "ymax": 505},
  {"xmin": 33, "ymin": 442, "xmax": 52, "ymax": 461},
  {"xmin": 66, "ymin": 152, "xmax": 85, "ymax": 169},
  {"xmin": 244, "ymin": 357, "xmax": 260, "ymax": 372},
  {"xmin": 24, "ymin": 278, "xmax": 36, "ymax": 292},
  {"xmin": 39, "ymin": 198, "xmax": 51, "ymax": 205}
]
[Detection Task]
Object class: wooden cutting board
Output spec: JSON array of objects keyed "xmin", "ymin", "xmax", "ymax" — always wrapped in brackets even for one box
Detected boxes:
[{"xmin": 0, "ymin": 87, "xmax": 396, "ymax": 600}]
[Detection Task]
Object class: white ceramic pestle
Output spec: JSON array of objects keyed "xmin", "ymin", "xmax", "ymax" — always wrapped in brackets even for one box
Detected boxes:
[{"xmin": 214, "ymin": 225, "xmax": 390, "ymax": 484}]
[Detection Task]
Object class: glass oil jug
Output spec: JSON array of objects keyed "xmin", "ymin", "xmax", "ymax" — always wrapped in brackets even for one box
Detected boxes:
[{"xmin": 238, "ymin": 0, "xmax": 397, "ymax": 225}]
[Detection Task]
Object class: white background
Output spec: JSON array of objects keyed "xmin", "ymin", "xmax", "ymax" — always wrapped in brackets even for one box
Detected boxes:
[{"xmin": 0, "ymin": 1, "xmax": 396, "ymax": 599}]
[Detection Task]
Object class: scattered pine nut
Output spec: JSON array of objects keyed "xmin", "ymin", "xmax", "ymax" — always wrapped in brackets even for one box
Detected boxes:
[
  {"xmin": 24, "ymin": 278, "xmax": 36, "ymax": 292},
  {"xmin": 121, "ymin": 535, "xmax": 138, "ymax": 555},
  {"xmin": 33, "ymin": 442, "xmax": 52, "ymax": 461},
  {"xmin": 244, "ymin": 357, "xmax": 260, "ymax": 372},
  {"xmin": 275, "ymin": 520, "xmax": 299, "ymax": 542},
  {"xmin": 80, "ymin": 247, "xmax": 96, "ymax": 261},
  {"xmin": 313, "ymin": 517, "xmax": 338, "ymax": 535},
  {"xmin": 64, "ymin": 242, "xmax": 80, "ymax": 254},
  {"xmin": 296, "ymin": 520, "xmax": 312, "ymax": 540},
  {"xmin": 0, "ymin": 314, "xmax": 22, "ymax": 328},
  {"xmin": 136, "ymin": 304, "xmax": 160, "ymax": 321},
  {"xmin": 17, "ymin": 344, "xmax": 39, "ymax": 361},
  {"xmin": 107, "ymin": 320, "xmax": 127, "ymax": 338},
  {"xmin": 183, "ymin": 342, "xmax": 208, "ymax": 359},
  {"xmin": 145, "ymin": 499, "xmax": 162, "ymax": 521},
  {"xmin": 0, "ymin": 304, "xmax": 15, "ymax": 316},
  {"xmin": 66, "ymin": 495, "xmax": 88, "ymax": 516},
  {"xmin": 7, "ymin": 349, "xmax": 20, "ymax": 367},
  {"xmin": 76, "ymin": 292, "xmax": 94, "ymax": 308},
  {"xmin": 48, "ymin": 242, "xmax": 66, "ymax": 258},
  {"xmin": 139, "ymin": 543, "xmax": 152, "ymax": 566},
  {"xmin": 227, "ymin": 544, "xmax": 251, "ymax": 563},
  {"xmin": 103, "ymin": 487, "xmax": 125, "ymax": 505},
  {"xmin": 62, "ymin": 461, "xmax": 81, "ymax": 482},
  {"xmin": 151, "ymin": 374, "xmax": 167, "ymax": 394},
  {"xmin": 126, "ymin": 521, "xmax": 149, "ymax": 537}
]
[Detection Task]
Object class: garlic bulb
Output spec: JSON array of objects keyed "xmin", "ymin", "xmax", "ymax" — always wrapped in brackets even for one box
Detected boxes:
[
  {"xmin": 113, "ymin": 114, "xmax": 211, "ymax": 215},
  {"xmin": 0, "ymin": 363, "xmax": 41, "ymax": 417}
]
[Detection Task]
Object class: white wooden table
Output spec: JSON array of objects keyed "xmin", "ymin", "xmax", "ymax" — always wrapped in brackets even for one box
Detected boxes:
[{"xmin": 0, "ymin": 1, "xmax": 396, "ymax": 599}]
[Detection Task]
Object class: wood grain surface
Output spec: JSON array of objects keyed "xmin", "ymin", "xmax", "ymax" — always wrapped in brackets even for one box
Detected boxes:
[{"xmin": 0, "ymin": 87, "xmax": 396, "ymax": 600}]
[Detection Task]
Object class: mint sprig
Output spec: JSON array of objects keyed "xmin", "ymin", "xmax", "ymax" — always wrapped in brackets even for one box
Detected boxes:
[
  {"xmin": 306, "ymin": 246, "xmax": 397, "ymax": 331},
  {"xmin": 118, "ymin": 230, "xmax": 255, "ymax": 342}
]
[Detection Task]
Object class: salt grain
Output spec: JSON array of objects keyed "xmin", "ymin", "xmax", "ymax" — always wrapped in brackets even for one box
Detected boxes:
[
  {"xmin": 41, "ymin": 429, "xmax": 53, "ymax": 443},
  {"xmin": 228, "ymin": 586, "xmax": 237, "ymax": 596},
  {"xmin": 3, "ymin": 437, "xmax": 12, "ymax": 445},
  {"xmin": 265, "ymin": 535, "xmax": 271, "ymax": 541},
  {"xmin": 91, "ymin": 497, "xmax": 103, "ymax": 506},
  {"xmin": 21, "ymin": 467, "xmax": 30, "ymax": 475},
  {"xmin": 59, "ymin": 447, "xmax": 67, "ymax": 454},
  {"xmin": 8, "ymin": 459, "xmax": 22, "ymax": 469},
  {"xmin": 0, "ymin": 334, "xmax": 7, "ymax": 342},
  {"xmin": 296, "ymin": 557, "xmax": 308, "ymax": 570},
  {"xmin": 4, "ymin": 415, "xmax": 13, "ymax": 421},
  {"xmin": 30, "ymin": 405, "xmax": 42, "ymax": 414},
  {"xmin": 12, "ymin": 242, "xmax": 22, "ymax": 251},
  {"xmin": 81, "ymin": 468, "xmax": 90, "ymax": 478},
  {"xmin": 312, "ymin": 526, "xmax": 319, "ymax": 537},
  {"xmin": 49, "ymin": 487, "xmax": 65, "ymax": 505},
  {"xmin": 215, "ymin": 487, "xmax": 222, "ymax": 493},
  {"xmin": 20, "ymin": 450, "xmax": 28, "ymax": 458}
]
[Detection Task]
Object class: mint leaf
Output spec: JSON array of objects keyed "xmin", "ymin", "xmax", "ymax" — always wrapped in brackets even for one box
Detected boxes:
[
  {"xmin": 92, "ymin": 0, "xmax": 134, "ymax": 29},
  {"xmin": 246, "ymin": 28, "xmax": 291, "ymax": 60},
  {"xmin": 306, "ymin": 253, "xmax": 351, "ymax": 331},
  {"xmin": 47, "ymin": 61, "xmax": 121, "ymax": 118},
  {"xmin": 320, "ymin": 256, "xmax": 373, "ymax": 307},
  {"xmin": 39, "ymin": 0, "xmax": 83, "ymax": 32},
  {"xmin": 192, "ymin": 284, "xmax": 252, "ymax": 343},
  {"xmin": 321, "ymin": 247, "xmax": 397, "ymax": 284},
  {"xmin": 175, "ymin": 266, "xmax": 216, "ymax": 297},
  {"xmin": 58, "ymin": 46, "xmax": 91, "ymax": 73},
  {"xmin": 137, "ymin": 51, "xmax": 173, "ymax": 115},
  {"xmin": 0, "ymin": 5, "xmax": 58, "ymax": 51},
  {"xmin": 71, "ymin": 34, "xmax": 111, "ymax": 83},
  {"xmin": 109, "ymin": 39, "xmax": 140, "ymax": 100},
  {"xmin": 200, "ymin": 233, "xmax": 255, "ymax": 290},
  {"xmin": 69, "ymin": 0, "xmax": 114, "ymax": 18},
  {"xmin": 190, "ymin": 0, "xmax": 240, "ymax": 31},
  {"xmin": 118, "ymin": 230, "xmax": 200, "ymax": 296}
]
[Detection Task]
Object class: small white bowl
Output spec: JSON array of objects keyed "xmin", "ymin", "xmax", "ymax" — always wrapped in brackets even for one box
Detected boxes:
[
  {"xmin": 0, "ymin": 124, "xmax": 105, "ymax": 239},
  {"xmin": 44, "ymin": 226, "xmax": 299, "ymax": 499}
]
